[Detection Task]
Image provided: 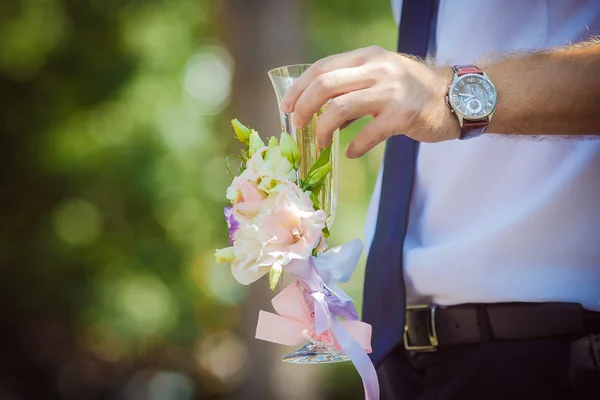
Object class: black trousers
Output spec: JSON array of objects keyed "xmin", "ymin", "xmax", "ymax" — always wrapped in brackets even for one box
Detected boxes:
[{"xmin": 378, "ymin": 334, "xmax": 600, "ymax": 399}]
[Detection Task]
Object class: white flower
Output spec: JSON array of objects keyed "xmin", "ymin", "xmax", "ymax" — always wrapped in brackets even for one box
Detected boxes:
[
  {"xmin": 230, "ymin": 224, "xmax": 274, "ymax": 285},
  {"xmin": 243, "ymin": 147, "xmax": 297, "ymax": 188},
  {"xmin": 227, "ymin": 187, "xmax": 325, "ymax": 286}
]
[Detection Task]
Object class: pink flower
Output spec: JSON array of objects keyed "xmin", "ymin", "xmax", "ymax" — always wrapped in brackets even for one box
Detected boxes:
[
  {"xmin": 226, "ymin": 177, "xmax": 265, "ymax": 227},
  {"xmin": 226, "ymin": 177, "xmax": 264, "ymax": 205},
  {"xmin": 259, "ymin": 188, "xmax": 326, "ymax": 263},
  {"xmin": 228, "ymin": 187, "xmax": 326, "ymax": 285}
]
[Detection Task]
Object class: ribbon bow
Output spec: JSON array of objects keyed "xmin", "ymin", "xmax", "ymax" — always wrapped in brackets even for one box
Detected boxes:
[
  {"xmin": 256, "ymin": 239, "xmax": 380, "ymax": 400},
  {"xmin": 255, "ymin": 282, "xmax": 372, "ymax": 351}
]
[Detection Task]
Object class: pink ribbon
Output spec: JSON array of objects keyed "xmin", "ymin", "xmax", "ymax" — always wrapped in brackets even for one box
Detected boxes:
[{"xmin": 255, "ymin": 283, "xmax": 379, "ymax": 400}]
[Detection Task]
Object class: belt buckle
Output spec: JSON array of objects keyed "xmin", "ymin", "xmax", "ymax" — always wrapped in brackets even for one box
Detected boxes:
[{"xmin": 403, "ymin": 305, "xmax": 439, "ymax": 352}]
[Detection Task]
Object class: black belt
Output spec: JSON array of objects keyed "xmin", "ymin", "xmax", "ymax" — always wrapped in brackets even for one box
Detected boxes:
[{"xmin": 403, "ymin": 303, "xmax": 600, "ymax": 352}]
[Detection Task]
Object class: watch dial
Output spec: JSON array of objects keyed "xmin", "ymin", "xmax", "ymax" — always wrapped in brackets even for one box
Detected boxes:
[{"xmin": 450, "ymin": 74, "xmax": 497, "ymax": 119}]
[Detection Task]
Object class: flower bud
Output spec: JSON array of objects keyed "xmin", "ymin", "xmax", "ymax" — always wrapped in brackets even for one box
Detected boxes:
[
  {"xmin": 269, "ymin": 263, "xmax": 283, "ymax": 290},
  {"xmin": 248, "ymin": 130, "xmax": 265, "ymax": 157},
  {"xmin": 231, "ymin": 119, "xmax": 251, "ymax": 145},
  {"xmin": 214, "ymin": 246, "xmax": 235, "ymax": 263},
  {"xmin": 279, "ymin": 132, "xmax": 300, "ymax": 170},
  {"xmin": 265, "ymin": 136, "xmax": 279, "ymax": 160}
]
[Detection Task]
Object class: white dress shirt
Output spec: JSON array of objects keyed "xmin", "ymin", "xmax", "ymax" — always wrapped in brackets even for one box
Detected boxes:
[{"xmin": 366, "ymin": 0, "xmax": 600, "ymax": 311}]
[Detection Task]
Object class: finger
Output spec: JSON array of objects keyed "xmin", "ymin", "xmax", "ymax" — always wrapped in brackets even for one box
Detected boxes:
[
  {"xmin": 340, "ymin": 118, "xmax": 359, "ymax": 130},
  {"xmin": 293, "ymin": 67, "xmax": 375, "ymax": 128},
  {"xmin": 280, "ymin": 47, "xmax": 373, "ymax": 113},
  {"xmin": 345, "ymin": 114, "xmax": 396, "ymax": 159},
  {"xmin": 315, "ymin": 89, "xmax": 380, "ymax": 148}
]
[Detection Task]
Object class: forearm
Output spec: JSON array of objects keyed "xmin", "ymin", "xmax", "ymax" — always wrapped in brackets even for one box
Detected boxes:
[
  {"xmin": 280, "ymin": 42, "xmax": 600, "ymax": 158},
  {"xmin": 482, "ymin": 40, "xmax": 600, "ymax": 136}
]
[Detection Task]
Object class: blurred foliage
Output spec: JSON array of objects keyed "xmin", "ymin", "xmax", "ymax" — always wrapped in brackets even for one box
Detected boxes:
[
  {"xmin": 304, "ymin": 2, "xmax": 396, "ymax": 398},
  {"xmin": 305, "ymin": 0, "xmax": 396, "ymax": 312},
  {"xmin": 0, "ymin": 0, "xmax": 395, "ymax": 399}
]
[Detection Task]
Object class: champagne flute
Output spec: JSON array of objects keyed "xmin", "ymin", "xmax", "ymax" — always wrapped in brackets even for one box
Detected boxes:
[{"xmin": 268, "ymin": 65, "xmax": 347, "ymax": 364}]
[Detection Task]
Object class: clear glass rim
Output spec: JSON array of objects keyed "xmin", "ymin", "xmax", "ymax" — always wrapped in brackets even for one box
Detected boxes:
[{"xmin": 267, "ymin": 63, "xmax": 313, "ymax": 77}]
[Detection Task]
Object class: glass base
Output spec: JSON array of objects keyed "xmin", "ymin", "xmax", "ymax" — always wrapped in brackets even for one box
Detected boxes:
[{"xmin": 281, "ymin": 342, "xmax": 350, "ymax": 364}]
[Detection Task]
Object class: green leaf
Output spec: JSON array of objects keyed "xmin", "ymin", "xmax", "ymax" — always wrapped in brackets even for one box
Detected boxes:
[
  {"xmin": 301, "ymin": 141, "xmax": 332, "ymax": 191},
  {"xmin": 280, "ymin": 132, "xmax": 301, "ymax": 169},
  {"xmin": 269, "ymin": 264, "xmax": 283, "ymax": 290},
  {"xmin": 309, "ymin": 191, "xmax": 321, "ymax": 210},
  {"xmin": 322, "ymin": 225, "xmax": 331, "ymax": 238},
  {"xmin": 310, "ymin": 180, "xmax": 325, "ymax": 197},
  {"xmin": 248, "ymin": 130, "xmax": 265, "ymax": 157},
  {"xmin": 231, "ymin": 119, "xmax": 251, "ymax": 145},
  {"xmin": 307, "ymin": 142, "xmax": 332, "ymax": 176},
  {"xmin": 301, "ymin": 162, "xmax": 332, "ymax": 191}
]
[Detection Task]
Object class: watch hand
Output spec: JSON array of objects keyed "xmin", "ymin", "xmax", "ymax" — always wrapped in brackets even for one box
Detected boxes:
[{"xmin": 458, "ymin": 93, "xmax": 475, "ymax": 98}]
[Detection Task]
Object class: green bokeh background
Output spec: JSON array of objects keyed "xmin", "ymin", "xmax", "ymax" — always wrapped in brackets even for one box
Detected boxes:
[{"xmin": 0, "ymin": 0, "xmax": 396, "ymax": 398}]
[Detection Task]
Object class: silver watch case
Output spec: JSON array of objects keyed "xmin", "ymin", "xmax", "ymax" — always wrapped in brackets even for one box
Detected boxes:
[{"xmin": 445, "ymin": 72, "xmax": 497, "ymax": 127}]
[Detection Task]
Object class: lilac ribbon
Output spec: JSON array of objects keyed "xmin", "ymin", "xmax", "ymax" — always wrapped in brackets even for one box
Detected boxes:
[
  {"xmin": 285, "ymin": 239, "xmax": 380, "ymax": 400},
  {"xmin": 330, "ymin": 313, "xmax": 380, "ymax": 400},
  {"xmin": 285, "ymin": 257, "xmax": 358, "ymax": 326},
  {"xmin": 308, "ymin": 283, "xmax": 379, "ymax": 400}
]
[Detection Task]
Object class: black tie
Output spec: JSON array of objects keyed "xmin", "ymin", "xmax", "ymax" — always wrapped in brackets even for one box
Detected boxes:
[{"xmin": 362, "ymin": 0, "xmax": 439, "ymax": 367}]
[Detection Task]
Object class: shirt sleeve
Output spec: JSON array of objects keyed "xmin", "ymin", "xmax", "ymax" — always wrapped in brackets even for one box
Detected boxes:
[{"xmin": 391, "ymin": 0, "xmax": 403, "ymax": 27}]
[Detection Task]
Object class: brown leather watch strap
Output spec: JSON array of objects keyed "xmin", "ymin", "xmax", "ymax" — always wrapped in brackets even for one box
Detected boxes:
[
  {"xmin": 453, "ymin": 65, "xmax": 484, "ymax": 76},
  {"xmin": 460, "ymin": 118, "xmax": 489, "ymax": 140}
]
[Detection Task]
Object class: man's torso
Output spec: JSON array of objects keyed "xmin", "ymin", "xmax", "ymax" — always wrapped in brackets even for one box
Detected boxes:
[{"xmin": 366, "ymin": 0, "xmax": 600, "ymax": 310}]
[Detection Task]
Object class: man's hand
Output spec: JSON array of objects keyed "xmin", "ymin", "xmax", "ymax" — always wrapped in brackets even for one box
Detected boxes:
[{"xmin": 279, "ymin": 46, "xmax": 456, "ymax": 158}]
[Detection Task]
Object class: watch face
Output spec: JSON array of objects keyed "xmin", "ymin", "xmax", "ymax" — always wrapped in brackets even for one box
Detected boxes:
[{"xmin": 449, "ymin": 73, "xmax": 497, "ymax": 120}]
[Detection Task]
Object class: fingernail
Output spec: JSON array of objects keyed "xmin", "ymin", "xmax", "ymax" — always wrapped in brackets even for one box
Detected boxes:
[
  {"xmin": 279, "ymin": 100, "xmax": 290, "ymax": 112},
  {"xmin": 344, "ymin": 144, "xmax": 353, "ymax": 158}
]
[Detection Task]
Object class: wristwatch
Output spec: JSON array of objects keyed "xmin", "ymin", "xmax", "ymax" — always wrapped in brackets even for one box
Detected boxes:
[{"xmin": 445, "ymin": 65, "xmax": 498, "ymax": 140}]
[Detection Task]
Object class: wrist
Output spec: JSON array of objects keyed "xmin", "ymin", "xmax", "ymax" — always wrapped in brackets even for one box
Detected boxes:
[
  {"xmin": 439, "ymin": 67, "xmax": 461, "ymax": 139},
  {"xmin": 419, "ymin": 66, "xmax": 460, "ymax": 141}
]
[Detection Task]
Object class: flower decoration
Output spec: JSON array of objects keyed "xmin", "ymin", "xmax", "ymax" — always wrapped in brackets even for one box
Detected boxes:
[{"xmin": 214, "ymin": 120, "xmax": 379, "ymax": 400}]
